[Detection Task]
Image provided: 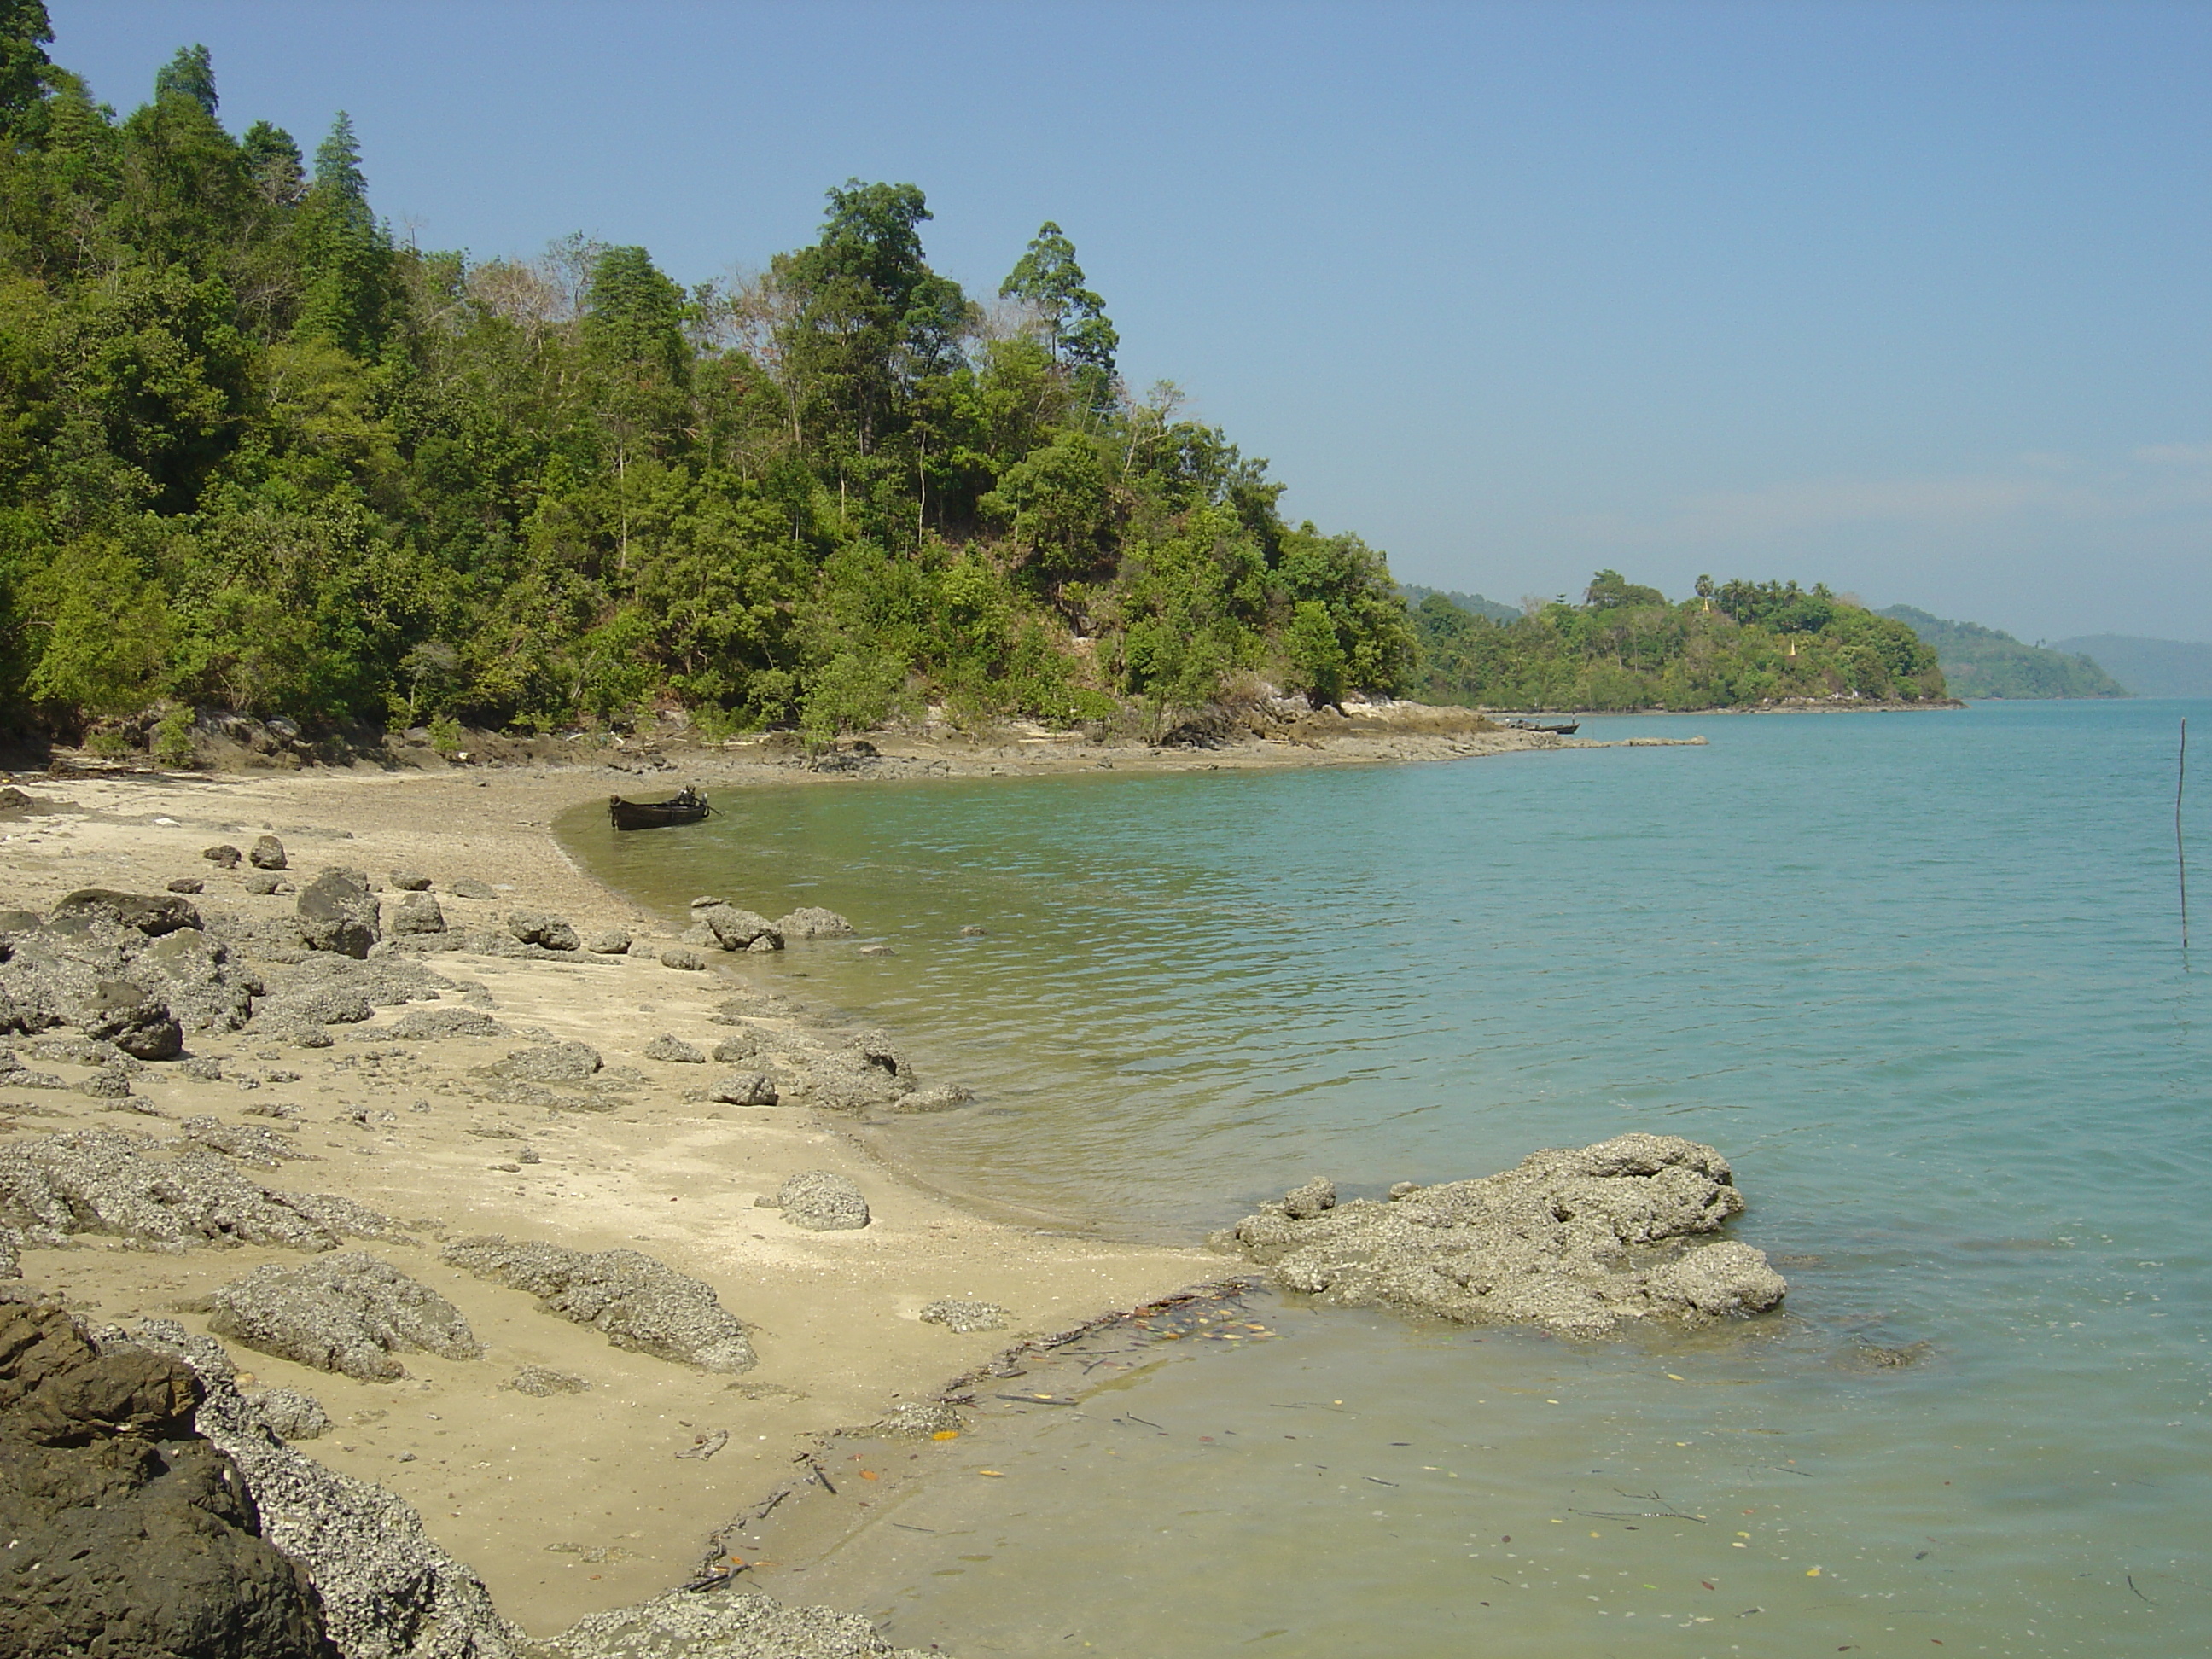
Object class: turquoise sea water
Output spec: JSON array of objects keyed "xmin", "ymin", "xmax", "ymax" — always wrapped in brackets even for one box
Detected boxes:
[{"xmin": 562, "ymin": 701, "xmax": 2212, "ymax": 1656}]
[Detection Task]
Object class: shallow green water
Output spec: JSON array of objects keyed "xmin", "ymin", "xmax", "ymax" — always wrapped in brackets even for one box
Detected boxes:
[{"xmin": 562, "ymin": 702, "xmax": 2212, "ymax": 1656}]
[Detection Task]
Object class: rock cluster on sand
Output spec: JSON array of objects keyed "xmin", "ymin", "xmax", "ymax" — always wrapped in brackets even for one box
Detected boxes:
[
  {"xmin": 0, "ymin": 1301, "xmax": 334, "ymax": 1659},
  {"xmin": 207, "ymin": 1253, "xmax": 483, "ymax": 1382},
  {"xmin": 505, "ymin": 910, "xmax": 579, "ymax": 952},
  {"xmin": 0, "ymin": 1128, "xmax": 405, "ymax": 1256},
  {"xmin": 389, "ymin": 892, "xmax": 446, "ymax": 935},
  {"xmin": 440, "ymin": 1235, "xmax": 757, "ymax": 1373},
  {"xmin": 389, "ymin": 1005, "xmax": 504, "ymax": 1040},
  {"xmin": 0, "ymin": 888, "xmax": 256, "ymax": 1051},
  {"xmin": 776, "ymin": 1171, "xmax": 870, "ymax": 1231},
  {"xmin": 492, "ymin": 1040, "xmax": 602, "ymax": 1082},
  {"xmin": 918, "ymin": 1298, "xmax": 1008, "ymax": 1334},
  {"xmin": 642, "ymin": 1033, "xmax": 705, "ymax": 1063},
  {"xmin": 1211, "ymin": 1133, "xmax": 1788, "ymax": 1336}
]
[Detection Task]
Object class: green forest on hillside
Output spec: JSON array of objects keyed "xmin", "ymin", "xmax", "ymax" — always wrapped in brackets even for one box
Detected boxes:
[
  {"xmin": 1410, "ymin": 573, "xmax": 1947, "ymax": 710},
  {"xmin": 1876, "ymin": 607, "xmax": 2127, "ymax": 699},
  {"xmin": 0, "ymin": 14, "xmax": 1418, "ymax": 753}
]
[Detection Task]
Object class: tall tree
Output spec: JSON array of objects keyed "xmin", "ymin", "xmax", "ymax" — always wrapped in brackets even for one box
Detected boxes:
[
  {"xmin": 293, "ymin": 111, "xmax": 395, "ymax": 354},
  {"xmin": 1000, "ymin": 220, "xmax": 1117, "ymax": 399},
  {"xmin": 0, "ymin": 0, "xmax": 50, "ymax": 140},
  {"xmin": 583, "ymin": 245, "xmax": 687, "ymax": 385},
  {"xmin": 153, "ymin": 43, "xmax": 216, "ymax": 116}
]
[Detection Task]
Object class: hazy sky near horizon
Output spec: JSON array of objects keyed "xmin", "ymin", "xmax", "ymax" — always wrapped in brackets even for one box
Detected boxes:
[{"xmin": 48, "ymin": 1, "xmax": 2212, "ymax": 643}]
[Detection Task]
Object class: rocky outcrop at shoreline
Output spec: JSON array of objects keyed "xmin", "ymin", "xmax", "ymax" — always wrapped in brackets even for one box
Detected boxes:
[{"xmin": 1212, "ymin": 1132, "xmax": 1787, "ymax": 1335}]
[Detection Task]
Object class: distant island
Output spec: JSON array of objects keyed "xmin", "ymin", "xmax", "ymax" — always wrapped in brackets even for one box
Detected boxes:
[
  {"xmin": 1399, "ymin": 585, "xmax": 1521, "ymax": 625},
  {"xmin": 1411, "ymin": 573, "xmax": 1947, "ymax": 710},
  {"xmin": 1876, "ymin": 608, "xmax": 2128, "ymax": 699},
  {"xmin": 2050, "ymin": 635, "xmax": 2212, "ymax": 699}
]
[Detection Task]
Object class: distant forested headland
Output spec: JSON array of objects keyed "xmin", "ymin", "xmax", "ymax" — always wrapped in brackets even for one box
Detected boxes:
[
  {"xmin": 1875, "ymin": 608, "xmax": 2127, "ymax": 700},
  {"xmin": 1410, "ymin": 574, "xmax": 1947, "ymax": 711},
  {"xmin": 0, "ymin": 16, "xmax": 1949, "ymax": 754}
]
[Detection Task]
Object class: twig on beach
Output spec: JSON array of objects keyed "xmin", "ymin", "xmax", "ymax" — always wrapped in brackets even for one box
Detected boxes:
[
  {"xmin": 1122, "ymin": 1413, "xmax": 1169, "ymax": 1432},
  {"xmin": 2128, "ymin": 1573, "xmax": 2154, "ymax": 1604},
  {"xmin": 805, "ymin": 1456, "xmax": 838, "ymax": 1496}
]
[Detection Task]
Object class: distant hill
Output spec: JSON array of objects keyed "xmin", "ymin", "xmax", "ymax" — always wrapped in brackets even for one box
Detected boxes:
[
  {"xmin": 2051, "ymin": 636, "xmax": 2212, "ymax": 699},
  {"xmin": 1399, "ymin": 585, "xmax": 1521, "ymax": 624},
  {"xmin": 1877, "ymin": 607, "xmax": 2128, "ymax": 699}
]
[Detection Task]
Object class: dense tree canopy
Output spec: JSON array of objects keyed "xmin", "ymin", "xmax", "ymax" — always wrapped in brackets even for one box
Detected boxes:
[
  {"xmin": 0, "ymin": 15, "xmax": 1941, "ymax": 751},
  {"xmin": 0, "ymin": 19, "xmax": 1421, "ymax": 746},
  {"xmin": 1412, "ymin": 573, "xmax": 1947, "ymax": 710}
]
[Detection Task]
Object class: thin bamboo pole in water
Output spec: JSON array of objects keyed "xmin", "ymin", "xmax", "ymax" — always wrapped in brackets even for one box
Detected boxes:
[{"xmin": 2180, "ymin": 716, "xmax": 2191, "ymax": 953}]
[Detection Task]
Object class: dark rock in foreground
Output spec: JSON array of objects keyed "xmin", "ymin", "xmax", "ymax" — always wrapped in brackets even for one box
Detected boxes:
[
  {"xmin": 0, "ymin": 1300, "xmax": 336, "ymax": 1659},
  {"xmin": 441, "ymin": 1235, "xmax": 755, "ymax": 1373},
  {"xmin": 1211, "ymin": 1133, "xmax": 1787, "ymax": 1336}
]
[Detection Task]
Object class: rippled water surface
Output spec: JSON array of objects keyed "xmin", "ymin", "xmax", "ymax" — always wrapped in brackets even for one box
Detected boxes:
[{"xmin": 562, "ymin": 702, "xmax": 2212, "ymax": 1656}]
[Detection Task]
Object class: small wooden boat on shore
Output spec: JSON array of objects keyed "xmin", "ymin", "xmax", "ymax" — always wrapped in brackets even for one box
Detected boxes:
[
  {"xmin": 608, "ymin": 788, "xmax": 711, "ymax": 830},
  {"xmin": 1504, "ymin": 719, "xmax": 1580, "ymax": 735}
]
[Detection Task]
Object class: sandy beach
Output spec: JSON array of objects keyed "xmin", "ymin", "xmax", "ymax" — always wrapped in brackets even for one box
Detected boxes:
[{"xmin": 0, "ymin": 707, "xmax": 1687, "ymax": 1643}]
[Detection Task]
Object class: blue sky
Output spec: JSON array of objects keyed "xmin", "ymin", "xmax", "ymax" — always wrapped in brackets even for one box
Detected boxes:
[{"xmin": 49, "ymin": 1, "xmax": 2212, "ymax": 643}]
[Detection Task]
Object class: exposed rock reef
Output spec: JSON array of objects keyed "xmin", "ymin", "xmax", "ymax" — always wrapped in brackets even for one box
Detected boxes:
[
  {"xmin": 1211, "ymin": 1133, "xmax": 1787, "ymax": 1336},
  {"xmin": 208, "ymin": 1254, "xmax": 482, "ymax": 1382},
  {"xmin": 0, "ymin": 1127, "xmax": 406, "ymax": 1255},
  {"xmin": 439, "ymin": 1236, "xmax": 757, "ymax": 1373}
]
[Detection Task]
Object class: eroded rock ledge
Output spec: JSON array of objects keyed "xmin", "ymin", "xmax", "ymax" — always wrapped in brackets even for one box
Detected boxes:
[{"xmin": 1210, "ymin": 1132, "xmax": 1787, "ymax": 1336}]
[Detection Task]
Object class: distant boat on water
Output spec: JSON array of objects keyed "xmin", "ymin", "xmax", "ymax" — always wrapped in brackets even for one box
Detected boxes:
[
  {"xmin": 1503, "ymin": 719, "xmax": 1580, "ymax": 735},
  {"xmin": 608, "ymin": 788, "xmax": 712, "ymax": 830}
]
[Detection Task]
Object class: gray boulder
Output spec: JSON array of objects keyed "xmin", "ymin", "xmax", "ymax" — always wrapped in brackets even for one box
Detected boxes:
[
  {"xmin": 1210, "ymin": 1132, "xmax": 1787, "ymax": 1336},
  {"xmin": 208, "ymin": 1253, "xmax": 481, "ymax": 1381},
  {"xmin": 777, "ymin": 1171, "xmax": 870, "ymax": 1231},
  {"xmin": 642, "ymin": 1034, "xmax": 704, "ymax": 1064},
  {"xmin": 705, "ymin": 1072, "xmax": 777, "ymax": 1106},
  {"xmin": 166, "ymin": 876, "xmax": 205, "ymax": 894},
  {"xmin": 585, "ymin": 928, "xmax": 632, "ymax": 954},
  {"xmin": 450, "ymin": 878, "xmax": 498, "ymax": 900},
  {"xmin": 440, "ymin": 1235, "xmax": 755, "ymax": 1372},
  {"xmin": 388, "ymin": 892, "xmax": 445, "ymax": 936},
  {"xmin": 387, "ymin": 869, "xmax": 432, "ymax": 892},
  {"xmin": 708, "ymin": 1032, "xmax": 757, "ymax": 1062},
  {"xmin": 295, "ymin": 868, "xmax": 379, "ymax": 958},
  {"xmin": 49, "ymin": 887, "xmax": 203, "ymax": 937},
  {"xmin": 505, "ymin": 911, "xmax": 579, "ymax": 952},
  {"xmin": 202, "ymin": 843, "xmax": 242, "ymax": 868},
  {"xmin": 243, "ymin": 872, "xmax": 288, "ymax": 896},
  {"xmin": 248, "ymin": 835, "xmax": 288, "ymax": 870},
  {"xmin": 243, "ymin": 1385, "xmax": 333, "ymax": 1441},
  {"xmin": 82, "ymin": 979, "xmax": 184, "ymax": 1060},
  {"xmin": 773, "ymin": 906, "xmax": 855, "ymax": 940},
  {"xmin": 658, "ymin": 946, "xmax": 707, "ymax": 972},
  {"xmin": 697, "ymin": 905, "xmax": 781, "ymax": 952}
]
